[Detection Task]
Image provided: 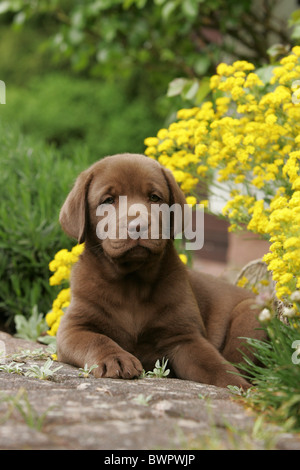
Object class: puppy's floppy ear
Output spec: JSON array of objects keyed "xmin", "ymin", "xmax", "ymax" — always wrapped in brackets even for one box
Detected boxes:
[
  {"xmin": 161, "ymin": 167, "xmax": 189, "ymax": 237},
  {"xmin": 59, "ymin": 170, "xmax": 93, "ymax": 243},
  {"xmin": 161, "ymin": 167, "xmax": 187, "ymax": 208}
]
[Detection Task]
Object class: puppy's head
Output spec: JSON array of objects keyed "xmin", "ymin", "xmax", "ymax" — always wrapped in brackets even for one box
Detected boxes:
[{"xmin": 60, "ymin": 153, "xmax": 187, "ymax": 267}]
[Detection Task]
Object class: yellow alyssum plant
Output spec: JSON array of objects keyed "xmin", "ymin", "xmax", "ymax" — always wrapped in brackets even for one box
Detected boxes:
[
  {"xmin": 46, "ymin": 243, "xmax": 84, "ymax": 336},
  {"xmin": 144, "ymin": 47, "xmax": 300, "ymax": 304}
]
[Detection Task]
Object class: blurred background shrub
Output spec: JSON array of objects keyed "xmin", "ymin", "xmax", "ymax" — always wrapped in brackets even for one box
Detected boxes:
[
  {"xmin": 1, "ymin": 73, "xmax": 159, "ymax": 156},
  {"xmin": 0, "ymin": 119, "xmax": 92, "ymax": 328}
]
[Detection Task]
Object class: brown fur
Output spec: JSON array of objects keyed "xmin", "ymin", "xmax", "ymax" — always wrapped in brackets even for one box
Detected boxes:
[{"xmin": 57, "ymin": 153, "xmax": 265, "ymax": 388}]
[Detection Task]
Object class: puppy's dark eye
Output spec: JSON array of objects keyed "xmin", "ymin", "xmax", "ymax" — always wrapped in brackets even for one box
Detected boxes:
[
  {"xmin": 101, "ymin": 196, "xmax": 115, "ymax": 205},
  {"xmin": 149, "ymin": 194, "xmax": 161, "ymax": 203}
]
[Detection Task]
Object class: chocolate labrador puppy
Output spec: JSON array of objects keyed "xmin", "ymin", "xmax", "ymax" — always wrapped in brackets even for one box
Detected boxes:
[{"xmin": 57, "ymin": 153, "xmax": 264, "ymax": 388}]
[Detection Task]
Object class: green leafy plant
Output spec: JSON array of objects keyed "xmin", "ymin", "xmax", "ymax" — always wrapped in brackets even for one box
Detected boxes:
[
  {"xmin": 1, "ymin": 74, "xmax": 159, "ymax": 157},
  {"xmin": 24, "ymin": 358, "xmax": 63, "ymax": 380},
  {"xmin": 0, "ymin": 0, "xmax": 292, "ymax": 91},
  {"xmin": 227, "ymin": 385, "xmax": 252, "ymax": 398},
  {"xmin": 78, "ymin": 363, "xmax": 99, "ymax": 378},
  {"xmin": 180, "ymin": 413, "xmax": 279, "ymax": 450},
  {"xmin": 0, "ymin": 388, "xmax": 52, "ymax": 431},
  {"xmin": 141, "ymin": 357, "xmax": 170, "ymax": 378},
  {"xmin": 9, "ymin": 344, "xmax": 57, "ymax": 362},
  {"xmin": 289, "ymin": 9, "xmax": 300, "ymax": 42},
  {"xmin": 0, "ymin": 362, "xmax": 24, "ymax": 375},
  {"xmin": 132, "ymin": 394, "xmax": 153, "ymax": 406},
  {"xmin": 14, "ymin": 306, "xmax": 48, "ymax": 342},
  {"xmin": 0, "ymin": 120, "xmax": 91, "ymax": 327},
  {"xmin": 232, "ymin": 316, "xmax": 300, "ymax": 432}
]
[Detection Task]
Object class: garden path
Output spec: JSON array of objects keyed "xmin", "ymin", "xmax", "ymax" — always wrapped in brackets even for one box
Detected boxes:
[{"xmin": 0, "ymin": 332, "xmax": 299, "ymax": 451}]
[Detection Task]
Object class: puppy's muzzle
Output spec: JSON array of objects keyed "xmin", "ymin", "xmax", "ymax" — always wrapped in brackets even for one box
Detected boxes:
[{"xmin": 127, "ymin": 218, "xmax": 149, "ymax": 239}]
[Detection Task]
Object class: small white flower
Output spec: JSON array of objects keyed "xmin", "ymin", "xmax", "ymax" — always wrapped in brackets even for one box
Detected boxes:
[
  {"xmin": 290, "ymin": 291, "xmax": 300, "ymax": 302},
  {"xmin": 282, "ymin": 306, "xmax": 296, "ymax": 318},
  {"xmin": 258, "ymin": 308, "xmax": 272, "ymax": 322}
]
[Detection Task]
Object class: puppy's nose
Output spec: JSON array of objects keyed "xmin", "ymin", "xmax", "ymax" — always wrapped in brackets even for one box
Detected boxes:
[
  {"xmin": 128, "ymin": 220, "xmax": 148, "ymax": 238},
  {"xmin": 128, "ymin": 221, "xmax": 140, "ymax": 234}
]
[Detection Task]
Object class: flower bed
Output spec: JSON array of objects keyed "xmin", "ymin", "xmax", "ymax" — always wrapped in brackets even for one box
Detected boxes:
[{"xmin": 145, "ymin": 47, "xmax": 300, "ymax": 305}]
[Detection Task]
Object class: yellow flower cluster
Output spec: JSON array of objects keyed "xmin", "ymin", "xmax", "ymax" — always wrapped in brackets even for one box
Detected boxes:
[
  {"xmin": 49, "ymin": 244, "xmax": 84, "ymax": 286},
  {"xmin": 46, "ymin": 244, "xmax": 84, "ymax": 336},
  {"xmin": 262, "ymin": 189, "xmax": 300, "ymax": 299},
  {"xmin": 145, "ymin": 47, "xmax": 300, "ymax": 302},
  {"xmin": 46, "ymin": 287, "xmax": 71, "ymax": 336}
]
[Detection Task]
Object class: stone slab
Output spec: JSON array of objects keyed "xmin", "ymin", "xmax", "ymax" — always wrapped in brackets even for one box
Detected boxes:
[{"xmin": 0, "ymin": 332, "xmax": 299, "ymax": 450}]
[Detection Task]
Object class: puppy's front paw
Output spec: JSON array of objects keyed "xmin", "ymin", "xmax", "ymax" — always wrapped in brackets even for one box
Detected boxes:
[{"xmin": 93, "ymin": 352, "xmax": 143, "ymax": 379}]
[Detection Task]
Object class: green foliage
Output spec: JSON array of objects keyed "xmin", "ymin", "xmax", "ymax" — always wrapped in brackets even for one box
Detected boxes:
[
  {"xmin": 1, "ymin": 73, "xmax": 160, "ymax": 156},
  {"xmin": 14, "ymin": 306, "xmax": 48, "ymax": 341},
  {"xmin": 167, "ymin": 76, "xmax": 211, "ymax": 106},
  {"xmin": 0, "ymin": 356, "xmax": 62, "ymax": 380},
  {"xmin": 141, "ymin": 357, "xmax": 170, "ymax": 378},
  {"xmin": 289, "ymin": 8, "xmax": 300, "ymax": 41},
  {"xmin": 0, "ymin": 0, "xmax": 292, "ymax": 94},
  {"xmin": 235, "ymin": 317, "xmax": 300, "ymax": 432},
  {"xmin": 0, "ymin": 362, "xmax": 25, "ymax": 375},
  {"xmin": 8, "ymin": 345, "xmax": 57, "ymax": 361},
  {"xmin": 0, "ymin": 388, "xmax": 52, "ymax": 430},
  {"xmin": 0, "ymin": 25, "xmax": 55, "ymax": 86},
  {"xmin": 25, "ymin": 358, "xmax": 63, "ymax": 380},
  {"xmin": 0, "ymin": 119, "xmax": 91, "ymax": 326},
  {"xmin": 78, "ymin": 364, "xmax": 99, "ymax": 378},
  {"xmin": 132, "ymin": 393, "xmax": 152, "ymax": 406}
]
